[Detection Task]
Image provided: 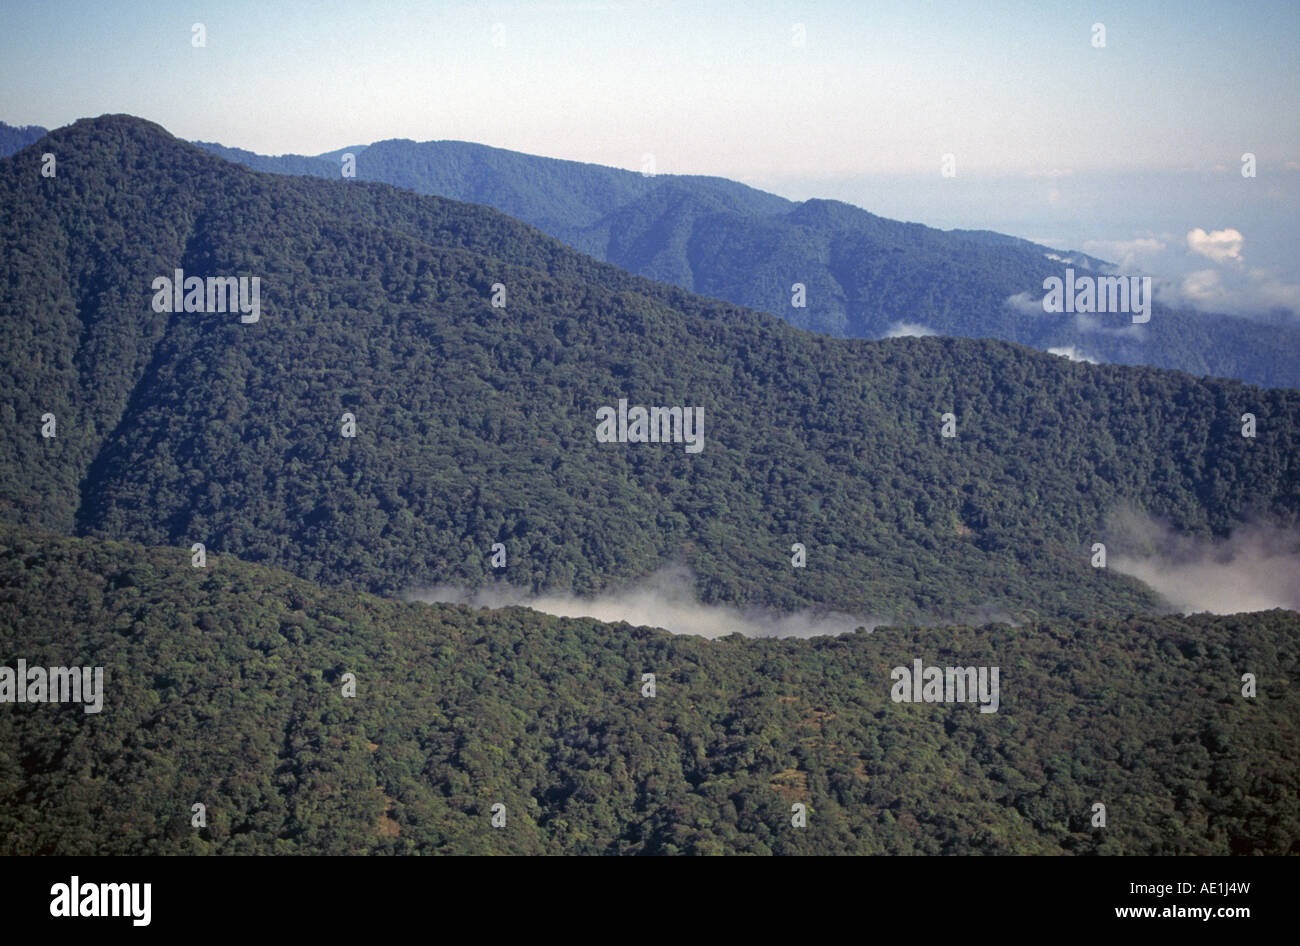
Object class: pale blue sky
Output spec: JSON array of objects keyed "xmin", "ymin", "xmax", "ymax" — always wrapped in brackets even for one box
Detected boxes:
[
  {"xmin": 3, "ymin": 0, "xmax": 1296, "ymax": 174},
  {"xmin": 3, "ymin": 0, "xmax": 1298, "ymax": 289}
]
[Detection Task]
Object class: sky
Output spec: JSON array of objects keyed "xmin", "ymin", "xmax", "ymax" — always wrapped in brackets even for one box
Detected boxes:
[{"xmin": 2, "ymin": 0, "xmax": 1298, "ymax": 288}]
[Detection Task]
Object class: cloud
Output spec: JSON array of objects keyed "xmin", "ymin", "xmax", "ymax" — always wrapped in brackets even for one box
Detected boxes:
[
  {"xmin": 1005, "ymin": 291, "xmax": 1044, "ymax": 315},
  {"xmin": 1187, "ymin": 227, "xmax": 1244, "ymax": 263},
  {"xmin": 1248, "ymin": 268, "xmax": 1300, "ymax": 311},
  {"xmin": 1074, "ymin": 312, "xmax": 1147, "ymax": 339},
  {"xmin": 1044, "ymin": 252, "xmax": 1093, "ymax": 269},
  {"xmin": 1176, "ymin": 268, "xmax": 1229, "ymax": 308},
  {"xmin": 1154, "ymin": 264, "xmax": 1300, "ymax": 320},
  {"xmin": 883, "ymin": 321, "xmax": 938, "ymax": 338},
  {"xmin": 408, "ymin": 565, "xmax": 886, "ymax": 638},
  {"xmin": 1080, "ymin": 237, "xmax": 1166, "ymax": 270},
  {"xmin": 1047, "ymin": 345, "xmax": 1100, "ymax": 364},
  {"xmin": 1105, "ymin": 510, "xmax": 1300, "ymax": 614},
  {"xmin": 1035, "ymin": 225, "xmax": 1297, "ymax": 323}
]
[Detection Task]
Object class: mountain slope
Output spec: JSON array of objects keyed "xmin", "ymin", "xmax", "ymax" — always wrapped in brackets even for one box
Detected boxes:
[
  {"xmin": 0, "ymin": 122, "xmax": 47, "ymax": 157},
  {"xmin": 14, "ymin": 119, "xmax": 1298, "ymax": 387},
  {"xmin": 186, "ymin": 131, "xmax": 1300, "ymax": 388},
  {"xmin": 2, "ymin": 527, "xmax": 1296, "ymax": 855},
  {"xmin": 2, "ymin": 115, "xmax": 1298, "ymax": 624},
  {"xmin": 191, "ymin": 136, "xmax": 793, "ymax": 240}
]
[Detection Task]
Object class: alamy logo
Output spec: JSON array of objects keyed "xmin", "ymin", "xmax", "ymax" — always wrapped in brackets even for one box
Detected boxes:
[
  {"xmin": 1042, "ymin": 267, "xmax": 1151, "ymax": 323},
  {"xmin": 151, "ymin": 269, "xmax": 261, "ymax": 323},
  {"xmin": 0, "ymin": 660, "xmax": 104, "ymax": 713},
  {"xmin": 50, "ymin": 876, "xmax": 150, "ymax": 926},
  {"xmin": 595, "ymin": 398, "xmax": 704, "ymax": 453},
  {"xmin": 890, "ymin": 659, "xmax": 1000, "ymax": 713}
]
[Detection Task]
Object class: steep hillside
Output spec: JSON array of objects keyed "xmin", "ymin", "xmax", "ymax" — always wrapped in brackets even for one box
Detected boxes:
[
  {"xmin": 2, "ymin": 527, "xmax": 1296, "ymax": 855},
  {"xmin": 11, "ymin": 120, "xmax": 1297, "ymax": 387},
  {"xmin": 186, "ymin": 131, "xmax": 1300, "ymax": 388},
  {"xmin": 2, "ymin": 116, "xmax": 1298, "ymax": 624}
]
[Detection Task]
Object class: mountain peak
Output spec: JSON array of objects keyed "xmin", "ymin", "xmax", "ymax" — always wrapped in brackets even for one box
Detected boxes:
[{"xmin": 788, "ymin": 197, "xmax": 880, "ymax": 228}]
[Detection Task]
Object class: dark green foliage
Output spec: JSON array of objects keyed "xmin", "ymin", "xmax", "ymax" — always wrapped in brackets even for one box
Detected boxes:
[
  {"xmin": 3, "ymin": 116, "xmax": 1298, "ymax": 624},
  {"xmin": 13, "ymin": 118, "xmax": 1300, "ymax": 386},
  {"xmin": 189, "ymin": 128, "xmax": 1300, "ymax": 388},
  {"xmin": 1, "ymin": 527, "xmax": 1295, "ymax": 855}
]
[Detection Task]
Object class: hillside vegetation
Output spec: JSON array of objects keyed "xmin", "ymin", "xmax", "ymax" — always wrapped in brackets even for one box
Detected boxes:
[
  {"xmin": 191, "ymin": 131, "xmax": 1300, "ymax": 388},
  {"xmin": 2, "ymin": 527, "xmax": 1296, "ymax": 855},
  {"xmin": 2, "ymin": 116, "xmax": 1298, "ymax": 624},
  {"xmin": 8, "ymin": 119, "xmax": 1298, "ymax": 385}
]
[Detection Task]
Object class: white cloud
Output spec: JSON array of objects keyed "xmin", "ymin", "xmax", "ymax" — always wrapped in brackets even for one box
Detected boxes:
[
  {"xmin": 1075, "ymin": 312, "xmax": 1147, "ymax": 338},
  {"xmin": 1005, "ymin": 291, "xmax": 1044, "ymax": 315},
  {"xmin": 1249, "ymin": 269, "xmax": 1300, "ymax": 311},
  {"xmin": 409, "ymin": 565, "xmax": 885, "ymax": 639},
  {"xmin": 883, "ymin": 321, "xmax": 938, "ymax": 338},
  {"xmin": 1106, "ymin": 512, "xmax": 1300, "ymax": 615},
  {"xmin": 1047, "ymin": 345, "xmax": 1100, "ymax": 364},
  {"xmin": 1043, "ymin": 252, "xmax": 1094, "ymax": 269},
  {"xmin": 1153, "ymin": 265, "xmax": 1300, "ymax": 320},
  {"xmin": 1076, "ymin": 227, "xmax": 1299, "ymax": 321},
  {"xmin": 1081, "ymin": 237, "xmax": 1166, "ymax": 270},
  {"xmin": 1187, "ymin": 227, "xmax": 1244, "ymax": 263},
  {"xmin": 1179, "ymin": 268, "xmax": 1227, "ymax": 306}
]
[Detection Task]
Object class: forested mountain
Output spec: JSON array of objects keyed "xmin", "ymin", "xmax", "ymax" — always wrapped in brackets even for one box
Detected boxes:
[
  {"xmin": 3, "ymin": 115, "xmax": 1299, "ymax": 625},
  {"xmin": 186, "ymin": 130, "xmax": 1300, "ymax": 389},
  {"xmin": 10, "ymin": 120, "xmax": 1297, "ymax": 387},
  {"xmin": 0, "ymin": 123, "xmax": 46, "ymax": 158},
  {"xmin": 2, "ymin": 527, "xmax": 1296, "ymax": 855},
  {"xmin": 192, "ymin": 136, "xmax": 793, "ymax": 242}
]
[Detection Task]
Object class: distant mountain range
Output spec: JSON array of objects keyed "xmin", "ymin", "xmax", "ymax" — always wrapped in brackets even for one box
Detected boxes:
[
  {"xmin": 3, "ymin": 115, "xmax": 1299, "ymax": 858},
  {"xmin": 3, "ymin": 115, "xmax": 1298, "ymax": 625},
  {"xmin": 190, "ymin": 135, "xmax": 1300, "ymax": 389},
  {"xmin": 0, "ymin": 122, "xmax": 45, "ymax": 157},
  {"xmin": 5, "ymin": 119, "xmax": 1296, "ymax": 388}
]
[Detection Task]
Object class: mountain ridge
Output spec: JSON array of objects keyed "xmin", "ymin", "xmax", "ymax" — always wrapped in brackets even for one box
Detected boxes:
[
  {"xmin": 2, "ymin": 524, "xmax": 1296, "ymax": 854},
  {"xmin": 180, "ymin": 127, "xmax": 1300, "ymax": 388},
  {"xmin": 8, "ymin": 117, "xmax": 1298, "ymax": 389},
  {"xmin": 3, "ymin": 114, "xmax": 1297, "ymax": 626}
]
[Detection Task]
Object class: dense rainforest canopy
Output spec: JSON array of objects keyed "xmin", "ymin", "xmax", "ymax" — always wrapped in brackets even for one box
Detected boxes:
[
  {"xmin": 1, "ymin": 528, "xmax": 1295, "ymax": 855},
  {"xmin": 190, "ymin": 129, "xmax": 1300, "ymax": 388},
  {"xmin": 1, "ymin": 117, "xmax": 1297, "ymax": 857},
  {"xmin": 2, "ymin": 117, "xmax": 1297, "ymax": 625}
]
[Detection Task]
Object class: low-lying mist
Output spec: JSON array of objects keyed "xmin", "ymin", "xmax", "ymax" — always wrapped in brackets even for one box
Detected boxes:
[
  {"xmin": 407, "ymin": 513, "xmax": 1300, "ymax": 636},
  {"xmin": 1106, "ymin": 510, "xmax": 1300, "ymax": 614},
  {"xmin": 408, "ymin": 565, "xmax": 885, "ymax": 638}
]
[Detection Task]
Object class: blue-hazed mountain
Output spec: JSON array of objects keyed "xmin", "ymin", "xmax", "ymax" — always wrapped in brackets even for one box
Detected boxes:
[
  {"xmin": 187, "ymin": 132, "xmax": 1300, "ymax": 389},
  {"xmin": 3, "ymin": 115, "xmax": 1299, "ymax": 626},
  {"xmin": 0, "ymin": 121, "xmax": 47, "ymax": 157},
  {"xmin": 10, "ymin": 119, "xmax": 1297, "ymax": 387}
]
